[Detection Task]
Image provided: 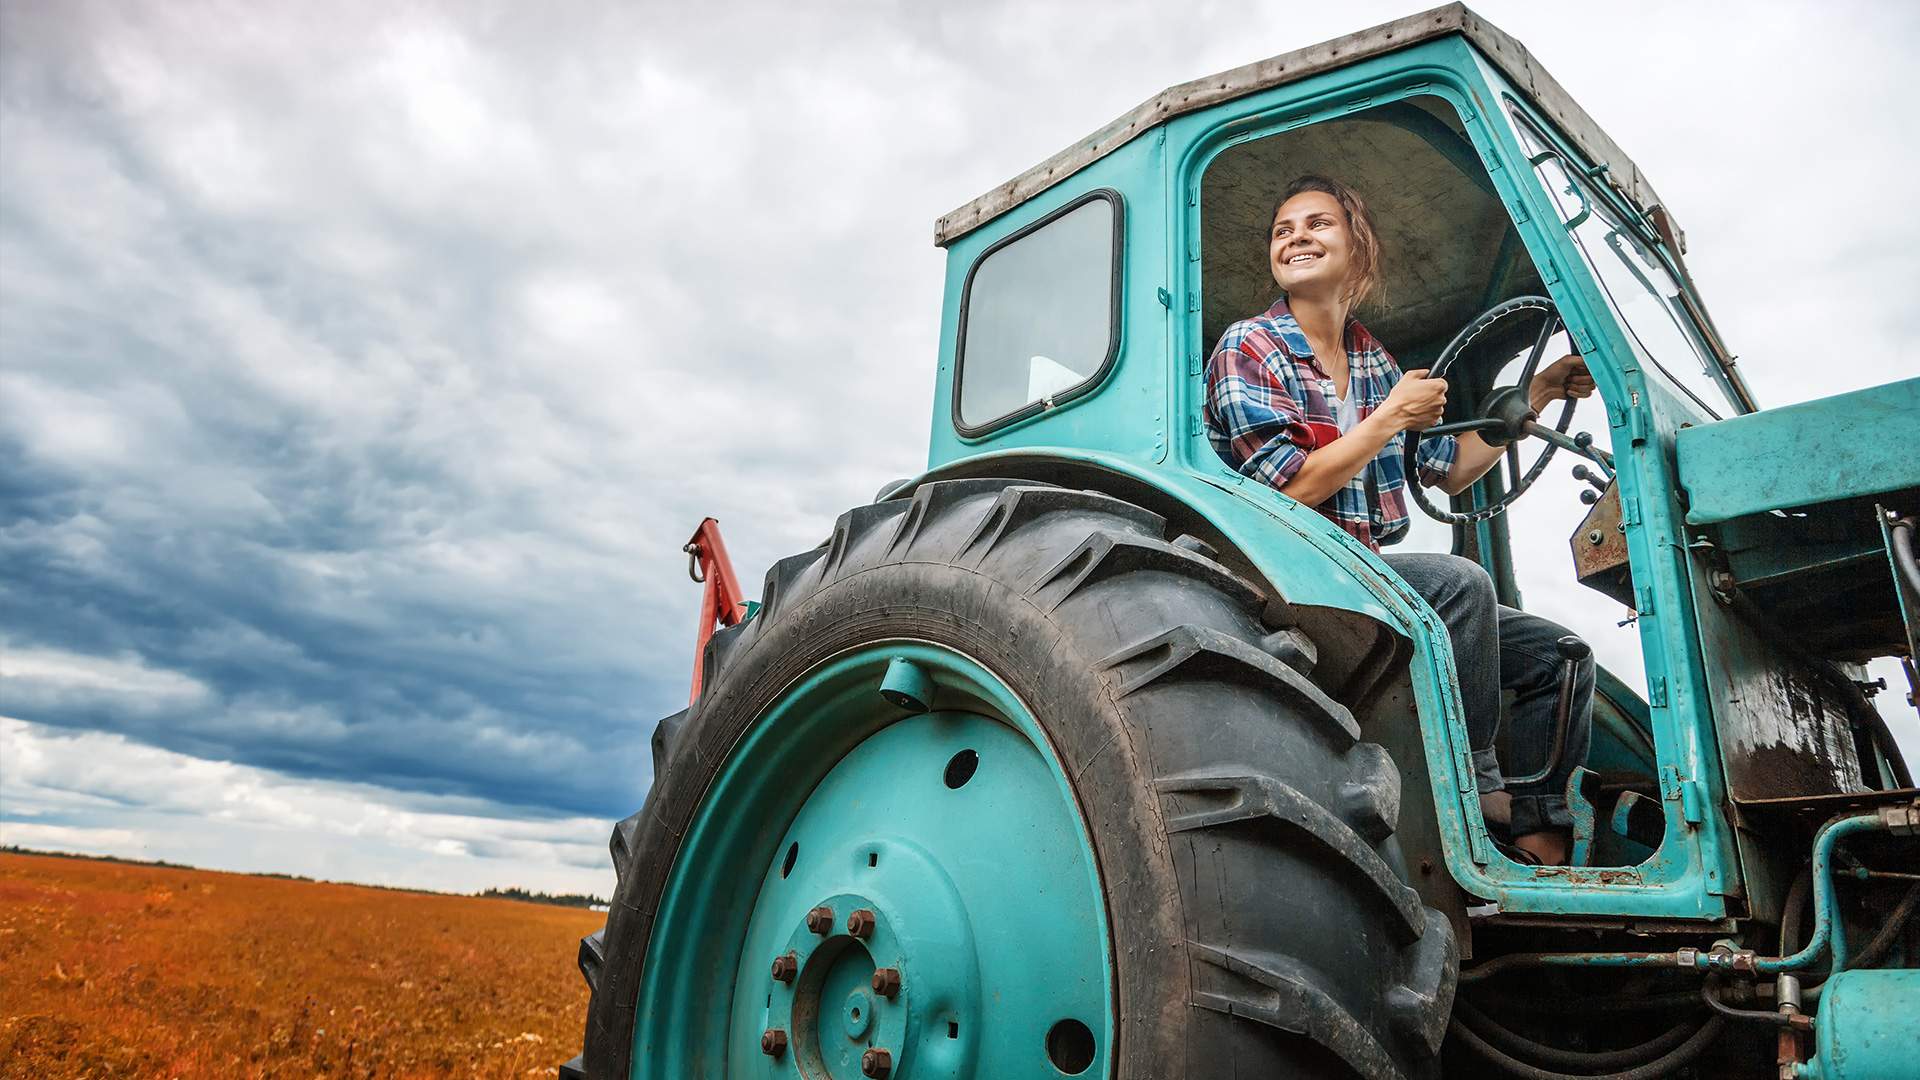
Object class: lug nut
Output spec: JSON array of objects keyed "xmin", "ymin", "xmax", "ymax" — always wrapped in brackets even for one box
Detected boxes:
[
  {"xmin": 847, "ymin": 908, "xmax": 877, "ymax": 939},
  {"xmin": 871, "ymin": 966, "xmax": 901, "ymax": 998},
  {"xmin": 806, "ymin": 905, "xmax": 835, "ymax": 934},
  {"xmin": 770, "ymin": 952, "xmax": 798, "ymax": 983},
  {"xmin": 761, "ymin": 1028, "xmax": 787, "ymax": 1057},
  {"xmin": 861, "ymin": 1046, "xmax": 892, "ymax": 1077}
]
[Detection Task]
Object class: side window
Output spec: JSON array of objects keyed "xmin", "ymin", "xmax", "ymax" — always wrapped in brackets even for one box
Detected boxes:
[{"xmin": 955, "ymin": 192, "xmax": 1121, "ymax": 433}]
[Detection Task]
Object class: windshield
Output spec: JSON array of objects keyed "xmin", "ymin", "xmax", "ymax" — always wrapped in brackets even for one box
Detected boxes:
[{"xmin": 1508, "ymin": 107, "xmax": 1737, "ymax": 419}]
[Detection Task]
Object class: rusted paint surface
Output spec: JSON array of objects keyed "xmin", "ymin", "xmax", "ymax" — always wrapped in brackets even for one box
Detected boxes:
[
  {"xmin": 1688, "ymin": 560, "xmax": 1865, "ymax": 803},
  {"xmin": 1570, "ymin": 480, "xmax": 1633, "ymax": 607},
  {"xmin": 1529, "ymin": 865, "xmax": 1644, "ymax": 887},
  {"xmin": 933, "ymin": 4, "xmax": 1681, "ymax": 248}
]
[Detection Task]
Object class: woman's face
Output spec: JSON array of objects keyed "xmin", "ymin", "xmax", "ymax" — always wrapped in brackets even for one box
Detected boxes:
[{"xmin": 1269, "ymin": 190, "xmax": 1355, "ymax": 302}]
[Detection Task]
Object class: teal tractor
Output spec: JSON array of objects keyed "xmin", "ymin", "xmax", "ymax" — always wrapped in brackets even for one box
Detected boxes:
[{"xmin": 564, "ymin": 6, "xmax": 1920, "ymax": 1078}]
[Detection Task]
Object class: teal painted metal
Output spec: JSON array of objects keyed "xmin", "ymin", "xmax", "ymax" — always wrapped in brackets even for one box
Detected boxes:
[
  {"xmin": 878, "ymin": 656, "xmax": 934, "ymax": 713},
  {"xmin": 1795, "ymin": 970, "xmax": 1920, "ymax": 1080},
  {"xmin": 920, "ymin": 29, "xmax": 1755, "ymax": 922},
  {"xmin": 632, "ymin": 644, "xmax": 1111, "ymax": 1078},
  {"xmin": 1677, "ymin": 377, "xmax": 1920, "ymax": 526}
]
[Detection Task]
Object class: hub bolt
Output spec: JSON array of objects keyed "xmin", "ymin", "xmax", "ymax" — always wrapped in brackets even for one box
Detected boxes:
[
  {"xmin": 871, "ymin": 967, "xmax": 901, "ymax": 998},
  {"xmin": 806, "ymin": 905, "xmax": 835, "ymax": 934},
  {"xmin": 770, "ymin": 952, "xmax": 798, "ymax": 983},
  {"xmin": 847, "ymin": 908, "xmax": 877, "ymax": 939},
  {"xmin": 760, "ymin": 1028, "xmax": 787, "ymax": 1057},
  {"xmin": 860, "ymin": 1047, "xmax": 892, "ymax": 1077}
]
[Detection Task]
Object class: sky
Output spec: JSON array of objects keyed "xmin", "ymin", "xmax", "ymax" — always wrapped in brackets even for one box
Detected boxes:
[{"xmin": 2, "ymin": 1, "xmax": 1917, "ymax": 897}]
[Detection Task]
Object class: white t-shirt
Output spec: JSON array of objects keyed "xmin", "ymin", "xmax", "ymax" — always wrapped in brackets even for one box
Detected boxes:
[{"xmin": 1332, "ymin": 391, "xmax": 1360, "ymax": 435}]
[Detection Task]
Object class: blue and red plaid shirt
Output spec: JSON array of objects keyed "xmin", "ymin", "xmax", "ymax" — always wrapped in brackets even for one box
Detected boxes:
[{"xmin": 1205, "ymin": 298, "xmax": 1457, "ymax": 550}]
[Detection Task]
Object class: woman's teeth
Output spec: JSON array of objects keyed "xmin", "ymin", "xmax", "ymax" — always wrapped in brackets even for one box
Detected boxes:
[{"xmin": 1287, "ymin": 253, "xmax": 1320, "ymax": 265}]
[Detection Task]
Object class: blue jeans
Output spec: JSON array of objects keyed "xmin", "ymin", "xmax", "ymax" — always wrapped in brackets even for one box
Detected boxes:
[{"xmin": 1382, "ymin": 552, "xmax": 1594, "ymax": 837}]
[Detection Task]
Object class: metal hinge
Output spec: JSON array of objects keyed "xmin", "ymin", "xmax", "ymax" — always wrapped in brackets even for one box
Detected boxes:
[
  {"xmin": 1187, "ymin": 353, "xmax": 1202, "ymax": 376},
  {"xmin": 1660, "ymin": 765, "xmax": 1705, "ymax": 825},
  {"xmin": 1648, "ymin": 675, "xmax": 1667, "ymax": 707}
]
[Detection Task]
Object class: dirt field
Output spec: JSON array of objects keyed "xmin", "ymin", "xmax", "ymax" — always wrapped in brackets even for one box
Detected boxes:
[{"xmin": 0, "ymin": 851, "xmax": 604, "ymax": 1078}]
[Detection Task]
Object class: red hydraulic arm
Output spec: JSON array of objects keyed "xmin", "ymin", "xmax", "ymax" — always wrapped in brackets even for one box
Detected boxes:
[{"xmin": 683, "ymin": 517, "xmax": 750, "ymax": 703}]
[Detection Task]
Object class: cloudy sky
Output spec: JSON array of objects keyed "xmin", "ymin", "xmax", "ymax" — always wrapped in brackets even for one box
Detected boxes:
[{"xmin": 2, "ymin": 1, "xmax": 1916, "ymax": 897}]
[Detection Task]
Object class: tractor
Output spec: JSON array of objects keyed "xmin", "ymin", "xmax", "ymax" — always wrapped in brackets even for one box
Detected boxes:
[{"xmin": 563, "ymin": 6, "xmax": 1919, "ymax": 1078}]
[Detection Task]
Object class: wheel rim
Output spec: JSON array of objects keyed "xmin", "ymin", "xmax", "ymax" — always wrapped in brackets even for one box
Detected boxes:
[{"xmin": 634, "ymin": 642, "xmax": 1114, "ymax": 1079}]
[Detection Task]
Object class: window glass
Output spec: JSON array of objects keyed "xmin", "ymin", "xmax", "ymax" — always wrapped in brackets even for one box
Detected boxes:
[
  {"xmin": 1509, "ymin": 110, "xmax": 1733, "ymax": 419},
  {"xmin": 958, "ymin": 196, "xmax": 1117, "ymax": 429}
]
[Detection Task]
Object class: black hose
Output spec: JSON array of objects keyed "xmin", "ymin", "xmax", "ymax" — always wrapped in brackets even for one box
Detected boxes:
[
  {"xmin": 1449, "ymin": 1013, "xmax": 1726, "ymax": 1080},
  {"xmin": 1702, "ymin": 977, "xmax": 1800, "ymax": 1029},
  {"xmin": 1463, "ymin": 987, "xmax": 1705, "ymax": 1015},
  {"xmin": 1781, "ymin": 863, "xmax": 1813, "ymax": 954},
  {"xmin": 1849, "ymin": 880, "xmax": 1920, "ymax": 971},
  {"xmin": 1890, "ymin": 517, "xmax": 1920, "ymax": 603},
  {"xmin": 1454, "ymin": 997, "xmax": 1708, "ymax": 1071}
]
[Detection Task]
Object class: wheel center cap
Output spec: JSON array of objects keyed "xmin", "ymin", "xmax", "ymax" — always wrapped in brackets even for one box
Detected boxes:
[{"xmin": 843, "ymin": 988, "xmax": 874, "ymax": 1039}]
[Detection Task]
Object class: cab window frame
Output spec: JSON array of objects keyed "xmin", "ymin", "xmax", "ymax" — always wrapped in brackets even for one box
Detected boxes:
[
  {"xmin": 951, "ymin": 188, "xmax": 1126, "ymax": 439},
  {"xmin": 1501, "ymin": 99, "xmax": 1743, "ymax": 420}
]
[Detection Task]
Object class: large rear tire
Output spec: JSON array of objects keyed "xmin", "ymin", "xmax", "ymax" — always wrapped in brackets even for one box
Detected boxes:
[{"xmin": 566, "ymin": 479, "xmax": 1456, "ymax": 1078}]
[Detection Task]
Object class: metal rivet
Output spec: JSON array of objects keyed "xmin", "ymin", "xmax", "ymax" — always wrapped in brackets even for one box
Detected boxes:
[
  {"xmin": 847, "ymin": 908, "xmax": 877, "ymax": 939},
  {"xmin": 871, "ymin": 967, "xmax": 901, "ymax": 998},
  {"xmin": 761, "ymin": 1028, "xmax": 787, "ymax": 1057},
  {"xmin": 771, "ymin": 952, "xmax": 797, "ymax": 983},
  {"xmin": 1587, "ymin": 529, "xmax": 1605, "ymax": 545},
  {"xmin": 861, "ymin": 1047, "xmax": 892, "ymax": 1077},
  {"xmin": 806, "ymin": 906, "xmax": 835, "ymax": 934}
]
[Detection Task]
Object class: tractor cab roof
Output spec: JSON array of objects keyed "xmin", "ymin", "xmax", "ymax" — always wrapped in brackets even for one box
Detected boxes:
[{"xmin": 933, "ymin": 3, "xmax": 1680, "ymax": 252}]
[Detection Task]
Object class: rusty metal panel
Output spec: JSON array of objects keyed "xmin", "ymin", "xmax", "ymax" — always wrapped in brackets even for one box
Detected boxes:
[
  {"xmin": 1688, "ymin": 575, "xmax": 1866, "ymax": 802},
  {"xmin": 1570, "ymin": 480, "xmax": 1634, "ymax": 607}
]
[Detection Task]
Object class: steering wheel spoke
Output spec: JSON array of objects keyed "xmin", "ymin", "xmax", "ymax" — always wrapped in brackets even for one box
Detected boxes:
[
  {"xmin": 1422, "ymin": 416, "xmax": 1507, "ymax": 438},
  {"xmin": 1403, "ymin": 296, "xmax": 1578, "ymax": 526}
]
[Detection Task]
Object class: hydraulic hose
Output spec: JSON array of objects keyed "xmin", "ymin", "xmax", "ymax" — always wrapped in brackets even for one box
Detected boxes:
[
  {"xmin": 1889, "ymin": 515, "xmax": 1920, "ymax": 603},
  {"xmin": 1448, "ymin": 1013, "xmax": 1726, "ymax": 1080},
  {"xmin": 1453, "ymin": 997, "xmax": 1708, "ymax": 1072},
  {"xmin": 1701, "ymin": 977, "xmax": 1802, "ymax": 1029}
]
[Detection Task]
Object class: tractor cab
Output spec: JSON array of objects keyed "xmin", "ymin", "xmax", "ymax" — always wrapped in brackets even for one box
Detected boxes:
[
  {"xmin": 567, "ymin": 8, "xmax": 1918, "ymax": 1079},
  {"xmin": 926, "ymin": 0, "xmax": 1915, "ymax": 913}
]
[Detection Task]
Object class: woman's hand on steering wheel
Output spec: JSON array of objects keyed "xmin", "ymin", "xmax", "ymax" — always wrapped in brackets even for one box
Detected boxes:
[{"xmin": 1526, "ymin": 353, "xmax": 1596, "ymax": 413}]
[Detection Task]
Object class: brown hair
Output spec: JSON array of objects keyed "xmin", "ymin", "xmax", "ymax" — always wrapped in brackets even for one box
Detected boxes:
[{"xmin": 1271, "ymin": 174, "xmax": 1383, "ymax": 309}]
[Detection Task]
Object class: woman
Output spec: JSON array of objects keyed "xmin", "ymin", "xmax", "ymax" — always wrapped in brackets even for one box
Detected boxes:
[{"xmin": 1205, "ymin": 174, "xmax": 1597, "ymax": 865}]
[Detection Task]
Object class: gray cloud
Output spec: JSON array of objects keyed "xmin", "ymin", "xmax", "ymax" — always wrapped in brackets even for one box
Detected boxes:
[{"xmin": 2, "ymin": 1, "xmax": 1916, "ymax": 888}]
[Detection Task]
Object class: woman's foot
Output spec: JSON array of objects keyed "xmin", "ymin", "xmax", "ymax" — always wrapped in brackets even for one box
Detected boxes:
[
  {"xmin": 1511, "ymin": 830, "xmax": 1571, "ymax": 866},
  {"xmin": 1479, "ymin": 790, "xmax": 1512, "ymax": 833}
]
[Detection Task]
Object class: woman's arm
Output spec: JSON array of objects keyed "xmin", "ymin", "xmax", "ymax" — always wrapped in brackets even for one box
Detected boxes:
[
  {"xmin": 1434, "ymin": 354, "xmax": 1596, "ymax": 495},
  {"xmin": 1284, "ymin": 369, "xmax": 1448, "ymax": 505}
]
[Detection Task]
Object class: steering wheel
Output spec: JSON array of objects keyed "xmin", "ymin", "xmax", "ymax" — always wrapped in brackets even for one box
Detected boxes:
[{"xmin": 1404, "ymin": 295, "xmax": 1579, "ymax": 524}]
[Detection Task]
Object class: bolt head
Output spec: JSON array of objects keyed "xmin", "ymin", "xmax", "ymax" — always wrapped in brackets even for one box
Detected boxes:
[
  {"xmin": 860, "ymin": 1046, "xmax": 892, "ymax": 1077},
  {"xmin": 805, "ymin": 905, "xmax": 835, "ymax": 934},
  {"xmin": 871, "ymin": 966, "xmax": 901, "ymax": 998},
  {"xmin": 760, "ymin": 1028, "xmax": 787, "ymax": 1057},
  {"xmin": 847, "ymin": 908, "xmax": 877, "ymax": 939},
  {"xmin": 770, "ymin": 952, "xmax": 798, "ymax": 983}
]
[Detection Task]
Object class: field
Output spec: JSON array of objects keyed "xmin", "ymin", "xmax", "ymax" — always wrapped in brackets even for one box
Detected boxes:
[{"xmin": 0, "ymin": 851, "xmax": 604, "ymax": 1078}]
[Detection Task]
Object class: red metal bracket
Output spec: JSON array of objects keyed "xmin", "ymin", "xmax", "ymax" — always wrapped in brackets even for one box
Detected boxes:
[{"xmin": 684, "ymin": 517, "xmax": 749, "ymax": 703}]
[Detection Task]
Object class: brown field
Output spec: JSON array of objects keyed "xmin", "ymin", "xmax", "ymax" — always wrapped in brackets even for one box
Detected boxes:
[{"xmin": 0, "ymin": 851, "xmax": 604, "ymax": 1078}]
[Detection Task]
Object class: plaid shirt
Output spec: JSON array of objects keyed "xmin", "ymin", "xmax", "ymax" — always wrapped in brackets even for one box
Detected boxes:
[{"xmin": 1205, "ymin": 298, "xmax": 1457, "ymax": 550}]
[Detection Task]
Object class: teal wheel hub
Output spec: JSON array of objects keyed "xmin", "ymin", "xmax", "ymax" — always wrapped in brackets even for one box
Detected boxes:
[{"xmin": 633, "ymin": 645, "xmax": 1114, "ymax": 1078}]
